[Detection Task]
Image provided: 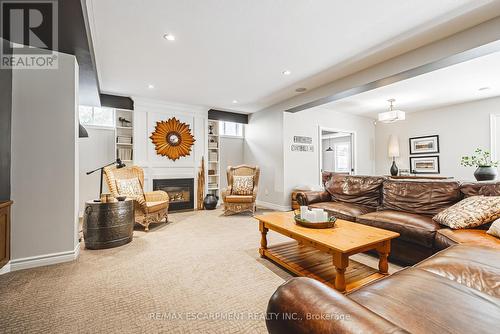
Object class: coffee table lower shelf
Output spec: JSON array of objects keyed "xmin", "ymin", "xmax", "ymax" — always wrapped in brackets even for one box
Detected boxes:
[{"xmin": 261, "ymin": 241, "xmax": 385, "ymax": 293}]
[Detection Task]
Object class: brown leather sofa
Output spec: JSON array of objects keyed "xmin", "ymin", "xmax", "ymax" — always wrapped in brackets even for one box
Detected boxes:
[
  {"xmin": 297, "ymin": 175, "xmax": 500, "ymax": 265},
  {"xmin": 266, "ymin": 244, "xmax": 500, "ymax": 334}
]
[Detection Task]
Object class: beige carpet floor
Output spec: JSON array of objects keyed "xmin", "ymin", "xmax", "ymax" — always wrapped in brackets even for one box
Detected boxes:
[{"xmin": 0, "ymin": 208, "xmax": 401, "ymax": 333}]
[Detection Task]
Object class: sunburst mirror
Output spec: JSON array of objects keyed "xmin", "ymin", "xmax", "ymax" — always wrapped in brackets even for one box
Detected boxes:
[{"xmin": 150, "ymin": 117, "xmax": 196, "ymax": 161}]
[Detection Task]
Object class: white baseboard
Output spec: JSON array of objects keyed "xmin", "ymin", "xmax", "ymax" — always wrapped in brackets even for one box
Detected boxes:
[
  {"xmin": 9, "ymin": 243, "xmax": 80, "ymax": 272},
  {"xmin": 256, "ymin": 200, "xmax": 291, "ymax": 212},
  {"xmin": 0, "ymin": 262, "xmax": 11, "ymax": 275}
]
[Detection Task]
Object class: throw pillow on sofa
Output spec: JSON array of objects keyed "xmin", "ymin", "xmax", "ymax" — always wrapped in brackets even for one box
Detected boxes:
[
  {"xmin": 232, "ymin": 175, "xmax": 253, "ymax": 195},
  {"xmin": 487, "ymin": 219, "xmax": 500, "ymax": 238},
  {"xmin": 433, "ymin": 195, "xmax": 500, "ymax": 229}
]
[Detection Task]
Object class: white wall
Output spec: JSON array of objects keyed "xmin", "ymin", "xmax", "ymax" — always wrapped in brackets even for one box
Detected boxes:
[
  {"xmin": 10, "ymin": 52, "xmax": 79, "ymax": 265},
  {"xmin": 219, "ymin": 137, "xmax": 244, "ymax": 191},
  {"xmin": 284, "ymin": 108, "xmax": 375, "ymax": 202},
  {"xmin": 133, "ymin": 98, "xmax": 207, "ymax": 207},
  {"xmin": 244, "ymin": 109, "xmax": 286, "ymax": 208},
  {"xmin": 375, "ymin": 97, "xmax": 500, "ymax": 180},
  {"xmin": 78, "ymin": 127, "xmax": 115, "ymax": 215}
]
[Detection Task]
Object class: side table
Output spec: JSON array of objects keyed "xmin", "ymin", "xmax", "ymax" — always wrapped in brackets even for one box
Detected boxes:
[{"xmin": 83, "ymin": 199, "xmax": 134, "ymax": 249}]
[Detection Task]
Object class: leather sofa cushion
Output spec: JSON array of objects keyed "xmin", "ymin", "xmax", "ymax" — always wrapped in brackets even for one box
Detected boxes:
[
  {"xmin": 309, "ymin": 202, "xmax": 375, "ymax": 222},
  {"xmin": 348, "ymin": 266, "xmax": 500, "ymax": 334},
  {"xmin": 461, "ymin": 181, "xmax": 500, "ymax": 197},
  {"xmin": 415, "ymin": 245, "xmax": 500, "ymax": 298},
  {"xmin": 435, "ymin": 228, "xmax": 500, "ymax": 250},
  {"xmin": 324, "ymin": 175, "xmax": 385, "ymax": 208},
  {"xmin": 381, "ymin": 179, "xmax": 462, "ymax": 216},
  {"xmin": 357, "ymin": 210, "xmax": 440, "ymax": 248}
]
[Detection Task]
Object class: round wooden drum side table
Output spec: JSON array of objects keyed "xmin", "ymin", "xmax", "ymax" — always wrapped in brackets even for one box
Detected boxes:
[{"xmin": 83, "ymin": 199, "xmax": 134, "ymax": 250}]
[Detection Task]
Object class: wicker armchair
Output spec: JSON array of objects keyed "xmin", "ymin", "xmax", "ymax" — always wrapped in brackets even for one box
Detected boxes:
[
  {"xmin": 222, "ymin": 165, "xmax": 260, "ymax": 215},
  {"xmin": 104, "ymin": 166, "xmax": 169, "ymax": 231}
]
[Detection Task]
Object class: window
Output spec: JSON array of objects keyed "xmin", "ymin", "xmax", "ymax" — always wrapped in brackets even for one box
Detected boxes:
[
  {"xmin": 79, "ymin": 105, "xmax": 115, "ymax": 127},
  {"xmin": 219, "ymin": 121, "xmax": 244, "ymax": 137},
  {"xmin": 334, "ymin": 143, "xmax": 350, "ymax": 173}
]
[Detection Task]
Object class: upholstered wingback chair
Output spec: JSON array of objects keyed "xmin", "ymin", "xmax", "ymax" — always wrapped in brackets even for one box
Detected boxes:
[
  {"xmin": 222, "ymin": 165, "xmax": 260, "ymax": 215},
  {"xmin": 104, "ymin": 166, "xmax": 169, "ymax": 231}
]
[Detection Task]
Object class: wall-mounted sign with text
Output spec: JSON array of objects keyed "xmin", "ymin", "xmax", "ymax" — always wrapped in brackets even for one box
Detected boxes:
[
  {"xmin": 293, "ymin": 136, "xmax": 313, "ymax": 144},
  {"xmin": 291, "ymin": 144, "xmax": 314, "ymax": 152}
]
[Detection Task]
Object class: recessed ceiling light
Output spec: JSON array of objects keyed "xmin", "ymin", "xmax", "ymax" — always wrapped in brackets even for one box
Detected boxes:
[
  {"xmin": 479, "ymin": 87, "xmax": 491, "ymax": 91},
  {"xmin": 148, "ymin": 84, "xmax": 154, "ymax": 89},
  {"xmin": 163, "ymin": 33, "xmax": 176, "ymax": 41},
  {"xmin": 282, "ymin": 70, "xmax": 291, "ymax": 76},
  {"xmin": 232, "ymin": 100, "xmax": 238, "ymax": 104},
  {"xmin": 295, "ymin": 87, "xmax": 307, "ymax": 93}
]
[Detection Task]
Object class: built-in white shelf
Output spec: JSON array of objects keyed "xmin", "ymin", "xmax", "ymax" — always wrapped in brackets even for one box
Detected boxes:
[
  {"xmin": 207, "ymin": 120, "xmax": 220, "ymax": 199},
  {"xmin": 115, "ymin": 108, "xmax": 134, "ymax": 163}
]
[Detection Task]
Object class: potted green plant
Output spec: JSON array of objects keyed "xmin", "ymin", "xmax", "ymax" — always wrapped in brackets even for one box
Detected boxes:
[{"xmin": 461, "ymin": 148, "xmax": 499, "ymax": 181}]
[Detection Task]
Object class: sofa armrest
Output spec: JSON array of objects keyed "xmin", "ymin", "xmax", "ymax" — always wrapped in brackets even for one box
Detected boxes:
[
  {"xmin": 144, "ymin": 190, "xmax": 169, "ymax": 203},
  {"xmin": 296, "ymin": 191, "xmax": 331, "ymax": 206},
  {"xmin": 266, "ymin": 277, "xmax": 408, "ymax": 334}
]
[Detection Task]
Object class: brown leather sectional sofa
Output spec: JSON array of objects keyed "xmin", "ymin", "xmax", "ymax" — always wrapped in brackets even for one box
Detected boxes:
[
  {"xmin": 297, "ymin": 175, "xmax": 500, "ymax": 265},
  {"xmin": 266, "ymin": 244, "xmax": 500, "ymax": 334}
]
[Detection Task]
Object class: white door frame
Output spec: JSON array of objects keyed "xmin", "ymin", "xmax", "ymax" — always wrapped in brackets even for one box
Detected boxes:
[
  {"xmin": 318, "ymin": 126, "xmax": 357, "ymax": 185},
  {"xmin": 490, "ymin": 114, "xmax": 500, "ymax": 161}
]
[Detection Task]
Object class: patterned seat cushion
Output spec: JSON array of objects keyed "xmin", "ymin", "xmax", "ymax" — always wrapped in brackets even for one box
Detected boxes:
[
  {"xmin": 433, "ymin": 196, "xmax": 500, "ymax": 229},
  {"xmin": 232, "ymin": 176, "xmax": 254, "ymax": 195}
]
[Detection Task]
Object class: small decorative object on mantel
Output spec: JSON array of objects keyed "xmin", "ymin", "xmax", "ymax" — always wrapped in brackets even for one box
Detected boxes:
[
  {"xmin": 409, "ymin": 135, "xmax": 439, "ymax": 155},
  {"xmin": 461, "ymin": 148, "xmax": 499, "ymax": 181},
  {"xmin": 294, "ymin": 206, "xmax": 336, "ymax": 229},
  {"xmin": 197, "ymin": 156, "xmax": 205, "ymax": 210},
  {"xmin": 410, "ymin": 156, "xmax": 440, "ymax": 174},
  {"xmin": 118, "ymin": 117, "xmax": 132, "ymax": 127},
  {"xmin": 150, "ymin": 117, "xmax": 195, "ymax": 161}
]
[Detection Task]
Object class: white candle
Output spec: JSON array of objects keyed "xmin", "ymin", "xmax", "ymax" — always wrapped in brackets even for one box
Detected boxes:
[
  {"xmin": 322, "ymin": 211, "xmax": 329, "ymax": 221},
  {"xmin": 311, "ymin": 208, "xmax": 323, "ymax": 222},
  {"xmin": 300, "ymin": 206, "xmax": 308, "ymax": 220}
]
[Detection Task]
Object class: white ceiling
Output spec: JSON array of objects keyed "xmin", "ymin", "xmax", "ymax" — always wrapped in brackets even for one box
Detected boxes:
[
  {"xmin": 86, "ymin": 0, "xmax": 500, "ymax": 113},
  {"xmin": 318, "ymin": 51, "xmax": 500, "ymax": 118}
]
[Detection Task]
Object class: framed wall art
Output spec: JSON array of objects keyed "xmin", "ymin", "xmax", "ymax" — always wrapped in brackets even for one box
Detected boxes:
[
  {"xmin": 409, "ymin": 135, "xmax": 439, "ymax": 155},
  {"xmin": 410, "ymin": 155, "xmax": 440, "ymax": 174}
]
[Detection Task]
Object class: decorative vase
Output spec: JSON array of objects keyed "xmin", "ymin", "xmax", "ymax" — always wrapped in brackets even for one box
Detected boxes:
[
  {"xmin": 474, "ymin": 166, "xmax": 498, "ymax": 181},
  {"xmin": 203, "ymin": 194, "xmax": 218, "ymax": 210},
  {"xmin": 390, "ymin": 159, "xmax": 398, "ymax": 176}
]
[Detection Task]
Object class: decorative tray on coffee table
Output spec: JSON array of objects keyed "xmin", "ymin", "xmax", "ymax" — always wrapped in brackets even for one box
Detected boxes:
[{"xmin": 294, "ymin": 214, "xmax": 336, "ymax": 229}]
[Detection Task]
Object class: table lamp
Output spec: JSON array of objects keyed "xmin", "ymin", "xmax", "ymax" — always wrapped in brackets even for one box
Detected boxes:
[{"xmin": 388, "ymin": 135, "xmax": 400, "ymax": 176}]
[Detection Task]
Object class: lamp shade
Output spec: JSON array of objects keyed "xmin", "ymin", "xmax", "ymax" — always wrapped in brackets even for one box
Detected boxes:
[{"xmin": 388, "ymin": 135, "xmax": 400, "ymax": 158}]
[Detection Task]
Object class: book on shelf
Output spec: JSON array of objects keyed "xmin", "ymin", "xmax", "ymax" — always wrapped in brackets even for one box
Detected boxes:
[
  {"xmin": 117, "ymin": 136, "xmax": 133, "ymax": 144},
  {"xmin": 117, "ymin": 148, "xmax": 133, "ymax": 161},
  {"xmin": 209, "ymin": 152, "xmax": 218, "ymax": 161}
]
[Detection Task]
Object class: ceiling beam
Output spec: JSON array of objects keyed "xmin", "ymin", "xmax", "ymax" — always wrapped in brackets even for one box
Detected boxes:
[{"xmin": 286, "ymin": 40, "xmax": 500, "ymax": 113}]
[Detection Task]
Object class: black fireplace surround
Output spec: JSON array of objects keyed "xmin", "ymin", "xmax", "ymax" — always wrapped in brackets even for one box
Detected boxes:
[{"xmin": 153, "ymin": 178, "xmax": 194, "ymax": 211}]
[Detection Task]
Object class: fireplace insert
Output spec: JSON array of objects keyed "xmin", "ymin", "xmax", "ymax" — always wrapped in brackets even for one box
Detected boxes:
[{"xmin": 153, "ymin": 178, "xmax": 194, "ymax": 211}]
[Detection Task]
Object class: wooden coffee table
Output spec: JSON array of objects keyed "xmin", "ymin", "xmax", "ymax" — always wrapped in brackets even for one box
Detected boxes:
[{"xmin": 254, "ymin": 212, "xmax": 399, "ymax": 293}]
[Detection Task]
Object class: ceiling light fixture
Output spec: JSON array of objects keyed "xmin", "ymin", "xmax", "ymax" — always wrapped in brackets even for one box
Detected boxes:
[
  {"xmin": 163, "ymin": 33, "xmax": 176, "ymax": 41},
  {"xmin": 282, "ymin": 70, "xmax": 291, "ymax": 76},
  {"xmin": 232, "ymin": 100, "xmax": 238, "ymax": 104},
  {"xmin": 148, "ymin": 84, "xmax": 155, "ymax": 89},
  {"xmin": 378, "ymin": 99, "xmax": 405, "ymax": 123}
]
